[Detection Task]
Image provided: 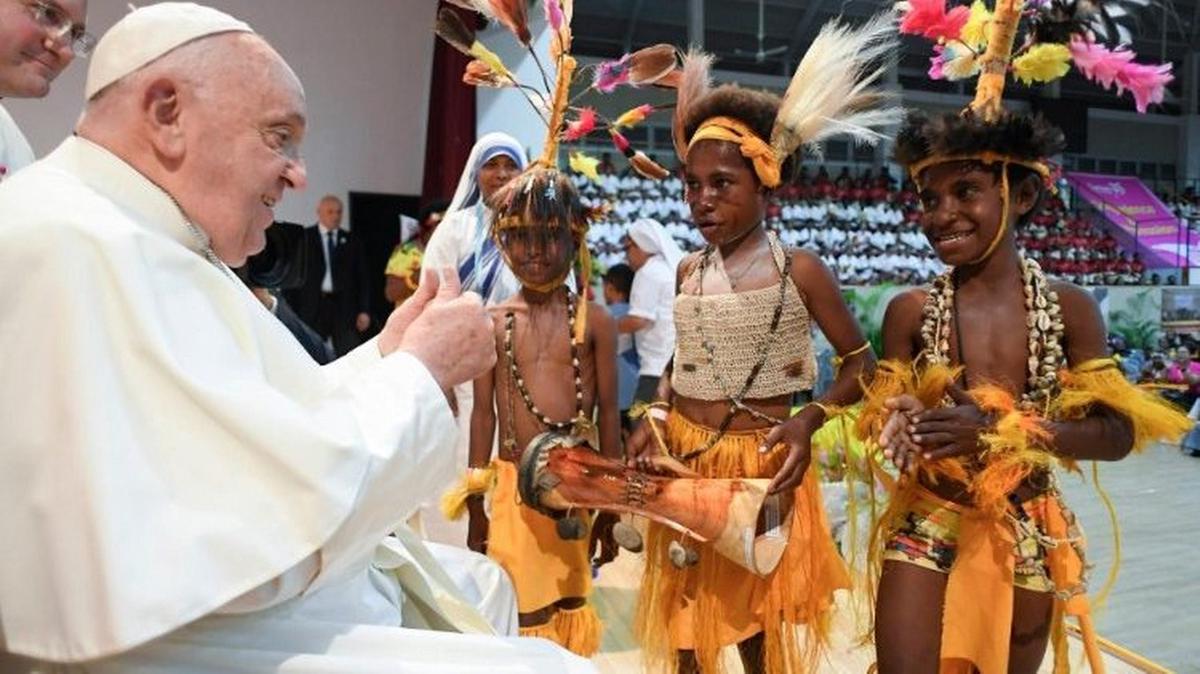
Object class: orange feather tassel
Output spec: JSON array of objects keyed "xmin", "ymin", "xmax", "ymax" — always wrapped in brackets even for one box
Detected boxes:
[
  {"xmin": 630, "ymin": 152, "xmax": 670, "ymax": 180},
  {"xmin": 486, "ymin": 0, "xmax": 531, "ymax": 45},
  {"xmin": 628, "ymin": 44, "xmax": 678, "ymax": 86}
]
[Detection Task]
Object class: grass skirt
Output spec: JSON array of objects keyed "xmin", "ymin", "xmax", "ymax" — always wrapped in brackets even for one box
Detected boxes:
[
  {"xmin": 488, "ymin": 460, "xmax": 601, "ymax": 657},
  {"xmin": 634, "ymin": 409, "xmax": 850, "ymax": 674}
]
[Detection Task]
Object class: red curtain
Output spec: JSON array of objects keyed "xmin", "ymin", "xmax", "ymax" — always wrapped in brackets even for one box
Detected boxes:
[{"xmin": 420, "ymin": 3, "xmax": 477, "ymax": 206}]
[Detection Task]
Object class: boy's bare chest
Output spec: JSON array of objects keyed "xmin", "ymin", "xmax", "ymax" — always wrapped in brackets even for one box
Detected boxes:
[
  {"xmin": 497, "ymin": 313, "xmax": 582, "ymax": 366},
  {"xmin": 493, "ymin": 317, "xmax": 598, "ymax": 458},
  {"xmin": 950, "ymin": 301, "xmax": 1031, "ymax": 391}
]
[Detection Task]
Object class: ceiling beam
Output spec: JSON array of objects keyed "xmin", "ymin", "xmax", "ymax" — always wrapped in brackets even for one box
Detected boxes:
[
  {"xmin": 781, "ymin": 0, "xmax": 896, "ymax": 62},
  {"xmin": 785, "ymin": 0, "xmax": 832, "ymax": 63},
  {"xmin": 688, "ymin": 0, "xmax": 704, "ymax": 48},
  {"xmin": 623, "ymin": 0, "xmax": 646, "ymax": 52},
  {"xmin": 1190, "ymin": 0, "xmax": 1200, "ymax": 48}
]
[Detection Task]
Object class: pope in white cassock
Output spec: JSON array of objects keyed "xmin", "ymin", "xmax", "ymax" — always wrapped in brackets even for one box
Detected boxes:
[{"xmin": 0, "ymin": 3, "xmax": 594, "ymax": 673}]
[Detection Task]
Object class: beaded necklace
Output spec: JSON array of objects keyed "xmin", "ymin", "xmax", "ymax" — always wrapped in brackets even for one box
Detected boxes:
[
  {"xmin": 920, "ymin": 255, "xmax": 1065, "ymax": 410},
  {"xmin": 680, "ymin": 232, "xmax": 792, "ymax": 460},
  {"xmin": 502, "ymin": 289, "xmax": 588, "ymax": 446}
]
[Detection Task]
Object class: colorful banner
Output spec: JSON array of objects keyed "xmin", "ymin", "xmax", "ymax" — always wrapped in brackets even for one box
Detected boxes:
[{"xmin": 1066, "ymin": 172, "xmax": 1195, "ymax": 267}]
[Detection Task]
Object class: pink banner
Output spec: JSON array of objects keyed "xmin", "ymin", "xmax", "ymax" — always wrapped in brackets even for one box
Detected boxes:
[{"xmin": 1066, "ymin": 172, "xmax": 1192, "ymax": 267}]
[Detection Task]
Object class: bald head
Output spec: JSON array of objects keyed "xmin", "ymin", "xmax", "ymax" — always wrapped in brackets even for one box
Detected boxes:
[
  {"xmin": 78, "ymin": 31, "xmax": 308, "ymax": 267},
  {"xmin": 317, "ymin": 195, "xmax": 343, "ymax": 230}
]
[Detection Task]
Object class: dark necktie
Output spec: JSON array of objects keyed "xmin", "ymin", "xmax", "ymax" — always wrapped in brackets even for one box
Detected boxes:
[{"xmin": 325, "ymin": 231, "xmax": 337, "ymax": 279}]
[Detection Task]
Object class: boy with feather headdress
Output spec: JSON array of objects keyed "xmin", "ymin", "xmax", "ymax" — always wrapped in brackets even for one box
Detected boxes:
[
  {"xmin": 860, "ymin": 1, "xmax": 1189, "ymax": 672},
  {"xmin": 461, "ymin": 166, "xmax": 621, "ymax": 656},
  {"xmin": 435, "ymin": 0, "xmax": 680, "ymax": 655}
]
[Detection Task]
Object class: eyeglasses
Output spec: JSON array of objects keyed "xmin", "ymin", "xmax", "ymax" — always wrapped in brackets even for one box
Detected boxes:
[{"xmin": 26, "ymin": 0, "xmax": 95, "ymax": 57}]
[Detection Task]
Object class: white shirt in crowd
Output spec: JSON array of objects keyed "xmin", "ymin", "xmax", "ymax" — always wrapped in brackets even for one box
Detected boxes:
[
  {"xmin": 319, "ymin": 223, "xmax": 338, "ymax": 293},
  {"xmin": 628, "ymin": 255, "xmax": 677, "ymax": 377}
]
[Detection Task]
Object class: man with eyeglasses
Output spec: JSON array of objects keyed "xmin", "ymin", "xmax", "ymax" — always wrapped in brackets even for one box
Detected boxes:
[
  {"xmin": 0, "ymin": 0, "xmax": 90, "ymax": 181},
  {"xmin": 0, "ymin": 2, "xmax": 592, "ymax": 673}
]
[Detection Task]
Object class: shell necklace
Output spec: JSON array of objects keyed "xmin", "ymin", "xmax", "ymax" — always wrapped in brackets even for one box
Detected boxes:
[{"xmin": 920, "ymin": 256, "xmax": 1066, "ymax": 410}]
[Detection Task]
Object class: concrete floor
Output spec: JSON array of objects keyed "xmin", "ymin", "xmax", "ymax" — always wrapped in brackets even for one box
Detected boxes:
[
  {"xmin": 1057, "ymin": 444, "xmax": 1200, "ymax": 673},
  {"xmin": 589, "ymin": 445, "xmax": 1200, "ymax": 673},
  {"xmin": 427, "ymin": 445, "xmax": 1200, "ymax": 672}
]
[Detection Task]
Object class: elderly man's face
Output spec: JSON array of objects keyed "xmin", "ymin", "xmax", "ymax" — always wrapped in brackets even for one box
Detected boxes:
[
  {"xmin": 180, "ymin": 39, "xmax": 308, "ymax": 266},
  {"xmin": 0, "ymin": 0, "xmax": 87, "ymax": 98},
  {"xmin": 316, "ymin": 198, "xmax": 342, "ymax": 229}
]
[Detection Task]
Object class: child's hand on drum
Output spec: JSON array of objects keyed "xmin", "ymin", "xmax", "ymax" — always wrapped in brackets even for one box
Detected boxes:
[
  {"xmin": 626, "ymin": 419, "xmax": 661, "ymax": 471},
  {"xmin": 589, "ymin": 512, "xmax": 620, "ymax": 568}
]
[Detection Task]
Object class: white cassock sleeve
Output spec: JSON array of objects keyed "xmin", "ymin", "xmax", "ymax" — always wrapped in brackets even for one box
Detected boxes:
[
  {"xmin": 0, "ymin": 195, "xmax": 457, "ymax": 662},
  {"xmin": 0, "ymin": 103, "xmax": 36, "ymax": 177}
]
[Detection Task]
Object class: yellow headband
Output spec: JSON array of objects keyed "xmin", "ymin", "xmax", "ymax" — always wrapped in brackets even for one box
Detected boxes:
[
  {"xmin": 493, "ymin": 215, "xmax": 585, "ymax": 233},
  {"xmin": 687, "ymin": 116, "xmax": 782, "ymax": 188},
  {"xmin": 491, "ymin": 219, "xmax": 590, "ymax": 344},
  {"xmin": 909, "ymin": 151, "xmax": 1054, "ymax": 265},
  {"xmin": 907, "ymin": 151, "xmax": 1052, "ymax": 191}
]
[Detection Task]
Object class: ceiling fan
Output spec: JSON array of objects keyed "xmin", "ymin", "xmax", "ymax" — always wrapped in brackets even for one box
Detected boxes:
[{"xmin": 732, "ymin": 0, "xmax": 789, "ymax": 63}]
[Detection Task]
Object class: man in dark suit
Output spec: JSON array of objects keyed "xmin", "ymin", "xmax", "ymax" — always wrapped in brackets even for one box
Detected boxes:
[{"xmin": 285, "ymin": 195, "xmax": 371, "ymax": 357}]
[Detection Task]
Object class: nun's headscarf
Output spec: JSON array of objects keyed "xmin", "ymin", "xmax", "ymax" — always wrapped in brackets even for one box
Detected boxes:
[
  {"xmin": 447, "ymin": 132, "xmax": 528, "ymax": 214},
  {"xmin": 398, "ymin": 214, "xmax": 421, "ymax": 244},
  {"xmin": 628, "ymin": 217, "xmax": 685, "ymax": 270}
]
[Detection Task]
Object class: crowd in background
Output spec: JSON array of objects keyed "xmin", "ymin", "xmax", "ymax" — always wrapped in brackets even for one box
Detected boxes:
[
  {"xmin": 582, "ymin": 162, "xmax": 1153, "ymax": 287},
  {"xmin": 377, "ymin": 160, "xmax": 1199, "ymax": 449},
  {"xmin": 1019, "ymin": 195, "xmax": 1146, "ymax": 286},
  {"xmin": 1166, "ymin": 188, "xmax": 1200, "ymax": 234},
  {"xmin": 1114, "ymin": 333, "xmax": 1200, "ymax": 423}
]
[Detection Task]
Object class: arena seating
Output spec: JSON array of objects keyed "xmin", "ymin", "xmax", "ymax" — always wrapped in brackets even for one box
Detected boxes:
[{"xmin": 579, "ymin": 168, "xmax": 1148, "ymax": 286}]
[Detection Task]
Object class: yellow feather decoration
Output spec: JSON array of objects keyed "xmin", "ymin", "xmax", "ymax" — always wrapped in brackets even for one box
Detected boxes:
[
  {"xmin": 613, "ymin": 104, "xmax": 654, "ymax": 129},
  {"xmin": 855, "ymin": 360, "xmax": 911, "ymax": 442},
  {"xmin": 959, "ymin": 0, "xmax": 991, "ymax": 50},
  {"xmin": 440, "ymin": 463, "xmax": 498, "ymax": 521},
  {"xmin": 968, "ymin": 384, "xmax": 1055, "ymax": 518},
  {"xmin": 1012, "ymin": 43, "xmax": 1072, "ymax": 85},
  {"xmin": 469, "ymin": 42, "xmax": 513, "ymax": 82},
  {"xmin": 856, "ymin": 359, "xmax": 962, "ymax": 441},
  {"xmin": 1052, "ymin": 359, "xmax": 1193, "ymax": 452},
  {"xmin": 568, "ymin": 151, "xmax": 600, "ymax": 182}
]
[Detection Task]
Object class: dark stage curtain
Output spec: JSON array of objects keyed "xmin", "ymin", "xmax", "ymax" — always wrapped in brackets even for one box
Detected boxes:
[{"xmin": 421, "ymin": 2, "xmax": 477, "ymax": 205}]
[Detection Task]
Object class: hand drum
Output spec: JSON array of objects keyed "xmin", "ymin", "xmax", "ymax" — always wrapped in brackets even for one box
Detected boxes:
[{"xmin": 518, "ymin": 431, "xmax": 792, "ymax": 576}]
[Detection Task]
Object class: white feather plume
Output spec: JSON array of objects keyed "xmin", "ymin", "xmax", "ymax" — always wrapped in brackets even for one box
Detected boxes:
[
  {"xmin": 672, "ymin": 48, "xmax": 715, "ymax": 162},
  {"xmin": 770, "ymin": 13, "xmax": 904, "ymax": 158}
]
